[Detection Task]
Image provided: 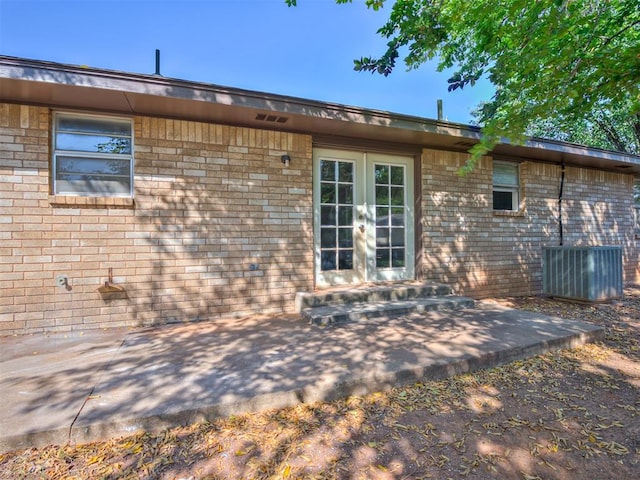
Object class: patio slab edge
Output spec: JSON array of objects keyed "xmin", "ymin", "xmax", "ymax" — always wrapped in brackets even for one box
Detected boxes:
[{"xmin": 1, "ymin": 323, "xmax": 603, "ymax": 453}]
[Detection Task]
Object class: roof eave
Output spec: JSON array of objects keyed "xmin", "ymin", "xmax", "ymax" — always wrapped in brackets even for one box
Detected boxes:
[{"xmin": 1, "ymin": 55, "xmax": 639, "ymax": 175}]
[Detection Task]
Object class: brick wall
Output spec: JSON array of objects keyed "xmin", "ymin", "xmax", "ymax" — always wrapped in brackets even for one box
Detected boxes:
[
  {"xmin": 1, "ymin": 104, "xmax": 314, "ymax": 335},
  {"xmin": 2, "ymin": 104, "xmax": 638, "ymax": 334},
  {"xmin": 421, "ymin": 148, "xmax": 639, "ymax": 297}
]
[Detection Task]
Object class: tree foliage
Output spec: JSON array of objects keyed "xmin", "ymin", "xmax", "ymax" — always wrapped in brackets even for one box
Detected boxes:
[
  {"xmin": 287, "ymin": 0, "xmax": 640, "ymax": 174},
  {"xmin": 525, "ymin": 103, "xmax": 640, "ymax": 156},
  {"xmin": 521, "ymin": 100, "xmax": 640, "ymax": 203}
]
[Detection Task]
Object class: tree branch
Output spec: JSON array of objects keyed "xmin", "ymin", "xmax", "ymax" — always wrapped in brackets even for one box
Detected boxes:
[
  {"xmin": 592, "ymin": 114, "xmax": 628, "ymax": 153},
  {"xmin": 602, "ymin": 19, "xmax": 640, "ymax": 47}
]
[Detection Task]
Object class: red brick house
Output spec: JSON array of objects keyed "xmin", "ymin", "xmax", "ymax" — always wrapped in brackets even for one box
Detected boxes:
[{"xmin": 1, "ymin": 56, "xmax": 638, "ymax": 335}]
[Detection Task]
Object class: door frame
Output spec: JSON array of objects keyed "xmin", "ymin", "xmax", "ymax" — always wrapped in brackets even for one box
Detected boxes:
[{"xmin": 313, "ymin": 148, "xmax": 416, "ymax": 287}]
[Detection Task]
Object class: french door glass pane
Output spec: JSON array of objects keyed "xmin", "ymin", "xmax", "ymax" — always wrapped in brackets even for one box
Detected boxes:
[
  {"xmin": 392, "ymin": 248, "xmax": 405, "ymax": 267},
  {"xmin": 390, "ymin": 166, "xmax": 404, "ymax": 185},
  {"xmin": 376, "ymin": 206, "xmax": 388, "ymax": 224},
  {"xmin": 376, "ymin": 227, "xmax": 389, "ymax": 247},
  {"xmin": 374, "ymin": 163, "xmax": 406, "ymax": 269},
  {"xmin": 321, "ymin": 205, "xmax": 336, "ymax": 226},
  {"xmin": 391, "ymin": 228, "xmax": 405, "ymax": 247},
  {"xmin": 321, "ymin": 160, "xmax": 336, "ymax": 181},
  {"xmin": 376, "ymin": 249, "xmax": 390, "ymax": 268},
  {"xmin": 321, "ymin": 228, "xmax": 336, "ymax": 248},
  {"xmin": 338, "ymin": 228, "xmax": 353, "ymax": 248},
  {"xmin": 338, "ymin": 250, "xmax": 353, "ymax": 269},
  {"xmin": 338, "ymin": 206, "xmax": 353, "ymax": 226},
  {"xmin": 321, "ymin": 250, "xmax": 337, "ymax": 271},
  {"xmin": 321, "ymin": 183, "xmax": 335, "ymax": 203},
  {"xmin": 390, "ymin": 187, "xmax": 404, "ymax": 206},
  {"xmin": 320, "ymin": 159, "xmax": 354, "ymax": 271},
  {"xmin": 338, "ymin": 162, "xmax": 353, "ymax": 182},
  {"xmin": 338, "ymin": 184, "xmax": 353, "ymax": 204},
  {"xmin": 375, "ymin": 185, "xmax": 389, "ymax": 205},
  {"xmin": 391, "ymin": 207, "xmax": 405, "ymax": 226},
  {"xmin": 375, "ymin": 164, "xmax": 389, "ymax": 183}
]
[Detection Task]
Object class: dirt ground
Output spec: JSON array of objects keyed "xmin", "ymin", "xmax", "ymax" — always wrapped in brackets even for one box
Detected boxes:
[{"xmin": 1, "ymin": 286, "xmax": 638, "ymax": 480}]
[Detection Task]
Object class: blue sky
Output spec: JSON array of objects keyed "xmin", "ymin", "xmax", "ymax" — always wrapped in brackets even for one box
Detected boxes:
[{"xmin": 0, "ymin": 0, "xmax": 493, "ymax": 124}]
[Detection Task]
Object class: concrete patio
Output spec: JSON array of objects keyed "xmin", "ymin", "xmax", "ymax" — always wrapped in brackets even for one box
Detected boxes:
[{"xmin": 0, "ymin": 302, "xmax": 603, "ymax": 453}]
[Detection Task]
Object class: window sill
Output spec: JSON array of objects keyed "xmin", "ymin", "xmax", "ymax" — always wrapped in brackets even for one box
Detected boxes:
[
  {"xmin": 493, "ymin": 209, "xmax": 525, "ymax": 218},
  {"xmin": 49, "ymin": 195, "xmax": 135, "ymax": 208}
]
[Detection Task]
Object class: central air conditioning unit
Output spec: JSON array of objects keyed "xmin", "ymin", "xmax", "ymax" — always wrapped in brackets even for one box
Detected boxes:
[{"xmin": 542, "ymin": 246, "xmax": 623, "ymax": 302}]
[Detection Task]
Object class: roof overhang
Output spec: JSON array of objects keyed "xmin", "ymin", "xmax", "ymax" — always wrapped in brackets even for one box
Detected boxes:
[{"xmin": 1, "ymin": 56, "xmax": 639, "ymax": 175}]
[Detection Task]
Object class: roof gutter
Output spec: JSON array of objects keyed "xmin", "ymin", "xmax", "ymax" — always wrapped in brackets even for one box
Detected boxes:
[{"xmin": 1, "ymin": 55, "xmax": 639, "ymax": 172}]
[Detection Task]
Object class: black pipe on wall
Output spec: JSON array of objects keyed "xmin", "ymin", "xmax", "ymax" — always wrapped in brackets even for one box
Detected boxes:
[{"xmin": 559, "ymin": 160, "xmax": 565, "ymax": 246}]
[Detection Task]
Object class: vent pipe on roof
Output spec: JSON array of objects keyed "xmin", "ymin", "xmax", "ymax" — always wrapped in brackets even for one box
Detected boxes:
[
  {"xmin": 437, "ymin": 99, "xmax": 443, "ymax": 120},
  {"xmin": 154, "ymin": 49, "xmax": 161, "ymax": 76}
]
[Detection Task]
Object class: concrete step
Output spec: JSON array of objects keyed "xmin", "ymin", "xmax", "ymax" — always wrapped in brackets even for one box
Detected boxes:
[
  {"xmin": 295, "ymin": 282, "xmax": 454, "ymax": 312},
  {"xmin": 302, "ymin": 296, "xmax": 475, "ymax": 325}
]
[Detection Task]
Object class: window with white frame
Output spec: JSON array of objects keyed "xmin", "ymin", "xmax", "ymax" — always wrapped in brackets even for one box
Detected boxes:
[
  {"xmin": 493, "ymin": 161, "xmax": 520, "ymax": 211},
  {"xmin": 53, "ymin": 112, "xmax": 133, "ymax": 196}
]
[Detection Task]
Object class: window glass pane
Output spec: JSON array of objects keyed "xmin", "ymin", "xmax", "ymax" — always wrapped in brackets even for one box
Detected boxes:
[
  {"xmin": 57, "ymin": 157, "xmax": 130, "ymax": 176},
  {"xmin": 320, "ymin": 182, "xmax": 335, "ymax": 204},
  {"xmin": 390, "ymin": 207, "xmax": 405, "ymax": 226},
  {"xmin": 390, "ymin": 186, "xmax": 404, "ymax": 206},
  {"xmin": 376, "ymin": 206, "xmax": 389, "ymax": 226},
  {"xmin": 338, "ymin": 250, "xmax": 353, "ymax": 270},
  {"xmin": 493, "ymin": 163, "xmax": 518, "ymax": 186},
  {"xmin": 493, "ymin": 191, "xmax": 514, "ymax": 210},
  {"xmin": 321, "ymin": 250, "xmax": 337, "ymax": 271},
  {"xmin": 321, "ymin": 205, "xmax": 336, "ymax": 225},
  {"xmin": 320, "ymin": 160, "xmax": 335, "ymax": 181},
  {"xmin": 376, "ymin": 249, "xmax": 390, "ymax": 268},
  {"xmin": 55, "ymin": 156, "xmax": 132, "ymax": 195},
  {"xmin": 57, "ymin": 175, "xmax": 131, "ymax": 195},
  {"xmin": 338, "ymin": 162, "xmax": 353, "ymax": 182},
  {"xmin": 392, "ymin": 248, "xmax": 405, "ymax": 267},
  {"xmin": 391, "ymin": 228, "xmax": 405, "ymax": 247},
  {"xmin": 375, "ymin": 164, "xmax": 389, "ymax": 184},
  {"xmin": 57, "ymin": 133, "xmax": 132, "ymax": 154},
  {"xmin": 54, "ymin": 115, "xmax": 133, "ymax": 197},
  {"xmin": 376, "ymin": 185, "xmax": 389, "ymax": 205},
  {"xmin": 338, "ymin": 228, "xmax": 353, "ymax": 248},
  {"xmin": 338, "ymin": 183, "xmax": 353, "ymax": 205},
  {"xmin": 58, "ymin": 116, "xmax": 131, "ymax": 136},
  {"xmin": 321, "ymin": 228, "xmax": 336, "ymax": 248},
  {"xmin": 376, "ymin": 227, "xmax": 389, "ymax": 247},
  {"xmin": 337, "ymin": 206, "xmax": 353, "ymax": 226},
  {"xmin": 390, "ymin": 166, "xmax": 404, "ymax": 185}
]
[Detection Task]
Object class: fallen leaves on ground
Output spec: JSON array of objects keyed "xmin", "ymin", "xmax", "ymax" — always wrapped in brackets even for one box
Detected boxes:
[{"xmin": 1, "ymin": 287, "xmax": 639, "ymax": 479}]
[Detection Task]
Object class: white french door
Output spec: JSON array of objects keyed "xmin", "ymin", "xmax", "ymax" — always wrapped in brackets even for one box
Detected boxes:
[{"xmin": 313, "ymin": 148, "xmax": 415, "ymax": 287}]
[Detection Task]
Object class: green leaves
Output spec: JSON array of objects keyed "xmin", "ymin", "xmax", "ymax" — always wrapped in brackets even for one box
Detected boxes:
[
  {"xmin": 353, "ymin": 47, "xmax": 399, "ymax": 77},
  {"xmin": 288, "ymin": 0, "xmax": 385, "ymax": 9},
  {"xmin": 291, "ymin": 0, "xmax": 640, "ymax": 171},
  {"xmin": 447, "ymin": 71, "xmax": 483, "ymax": 92}
]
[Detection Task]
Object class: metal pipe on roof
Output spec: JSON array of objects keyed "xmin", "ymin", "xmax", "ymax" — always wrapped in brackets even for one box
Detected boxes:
[{"xmin": 155, "ymin": 49, "xmax": 161, "ymax": 76}]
